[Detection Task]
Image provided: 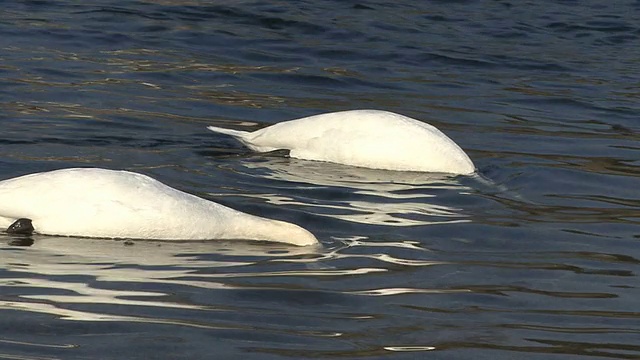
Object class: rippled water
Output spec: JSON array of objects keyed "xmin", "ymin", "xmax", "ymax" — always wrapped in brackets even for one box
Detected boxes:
[{"xmin": 1, "ymin": 1, "xmax": 639, "ymax": 359}]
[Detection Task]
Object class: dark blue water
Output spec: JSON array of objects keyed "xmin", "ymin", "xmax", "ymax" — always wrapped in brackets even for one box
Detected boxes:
[{"xmin": 1, "ymin": 1, "xmax": 639, "ymax": 359}]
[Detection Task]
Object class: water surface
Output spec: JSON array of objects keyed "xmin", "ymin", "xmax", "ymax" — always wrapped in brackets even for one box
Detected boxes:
[{"xmin": 1, "ymin": 1, "xmax": 639, "ymax": 359}]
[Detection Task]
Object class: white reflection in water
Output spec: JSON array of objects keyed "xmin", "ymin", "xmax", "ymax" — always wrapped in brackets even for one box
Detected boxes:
[
  {"xmin": 350, "ymin": 287, "xmax": 471, "ymax": 296},
  {"xmin": 0, "ymin": 232, "xmax": 443, "ymax": 325},
  {"xmin": 5, "ymin": 277, "xmax": 202, "ymax": 310},
  {"xmin": 384, "ymin": 346, "xmax": 437, "ymax": 352},
  {"xmin": 0, "ymin": 300, "xmax": 232, "ymax": 329},
  {"xmin": 0, "ymin": 236, "xmax": 325, "ymax": 322},
  {"xmin": 220, "ymin": 157, "xmax": 473, "ymax": 226},
  {"xmin": 337, "ymin": 237, "xmax": 428, "ymax": 251}
]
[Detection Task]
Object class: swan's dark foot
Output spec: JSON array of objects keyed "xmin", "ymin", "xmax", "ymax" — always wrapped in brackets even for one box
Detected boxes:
[{"xmin": 7, "ymin": 218, "xmax": 34, "ymax": 235}]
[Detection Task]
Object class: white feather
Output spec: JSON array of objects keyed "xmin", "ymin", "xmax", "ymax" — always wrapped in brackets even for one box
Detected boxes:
[
  {"xmin": 0, "ymin": 168, "xmax": 317, "ymax": 246},
  {"xmin": 207, "ymin": 109, "xmax": 475, "ymax": 174}
]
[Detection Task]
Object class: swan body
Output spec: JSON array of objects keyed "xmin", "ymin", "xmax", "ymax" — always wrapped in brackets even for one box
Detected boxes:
[
  {"xmin": 0, "ymin": 168, "xmax": 317, "ymax": 246},
  {"xmin": 207, "ymin": 110, "xmax": 475, "ymax": 174}
]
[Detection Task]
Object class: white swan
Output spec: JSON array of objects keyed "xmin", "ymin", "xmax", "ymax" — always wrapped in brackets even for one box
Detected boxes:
[
  {"xmin": 0, "ymin": 168, "xmax": 318, "ymax": 246},
  {"xmin": 207, "ymin": 109, "xmax": 475, "ymax": 174}
]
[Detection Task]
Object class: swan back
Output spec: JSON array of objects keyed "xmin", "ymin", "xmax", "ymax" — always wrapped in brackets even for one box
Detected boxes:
[
  {"xmin": 209, "ymin": 110, "xmax": 475, "ymax": 174},
  {"xmin": 0, "ymin": 168, "xmax": 317, "ymax": 246}
]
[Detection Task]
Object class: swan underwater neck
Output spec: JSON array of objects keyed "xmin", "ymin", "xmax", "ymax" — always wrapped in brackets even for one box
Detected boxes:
[
  {"xmin": 207, "ymin": 109, "xmax": 476, "ymax": 175},
  {"xmin": 0, "ymin": 168, "xmax": 318, "ymax": 246}
]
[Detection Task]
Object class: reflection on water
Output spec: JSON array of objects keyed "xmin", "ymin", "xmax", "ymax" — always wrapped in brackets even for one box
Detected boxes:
[
  {"xmin": 2, "ymin": 213, "xmax": 639, "ymax": 359},
  {"xmin": 0, "ymin": 235, "xmax": 364, "ymax": 322},
  {"xmin": 0, "ymin": 233, "xmax": 452, "ymax": 325},
  {"xmin": 0, "ymin": 234, "xmax": 439, "ymax": 360},
  {"xmin": 216, "ymin": 156, "xmax": 472, "ymax": 226}
]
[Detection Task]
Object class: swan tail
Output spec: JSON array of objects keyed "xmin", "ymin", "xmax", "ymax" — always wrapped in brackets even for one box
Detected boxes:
[
  {"xmin": 207, "ymin": 125, "xmax": 275, "ymax": 151},
  {"xmin": 206, "ymin": 126, "xmax": 251, "ymax": 140}
]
